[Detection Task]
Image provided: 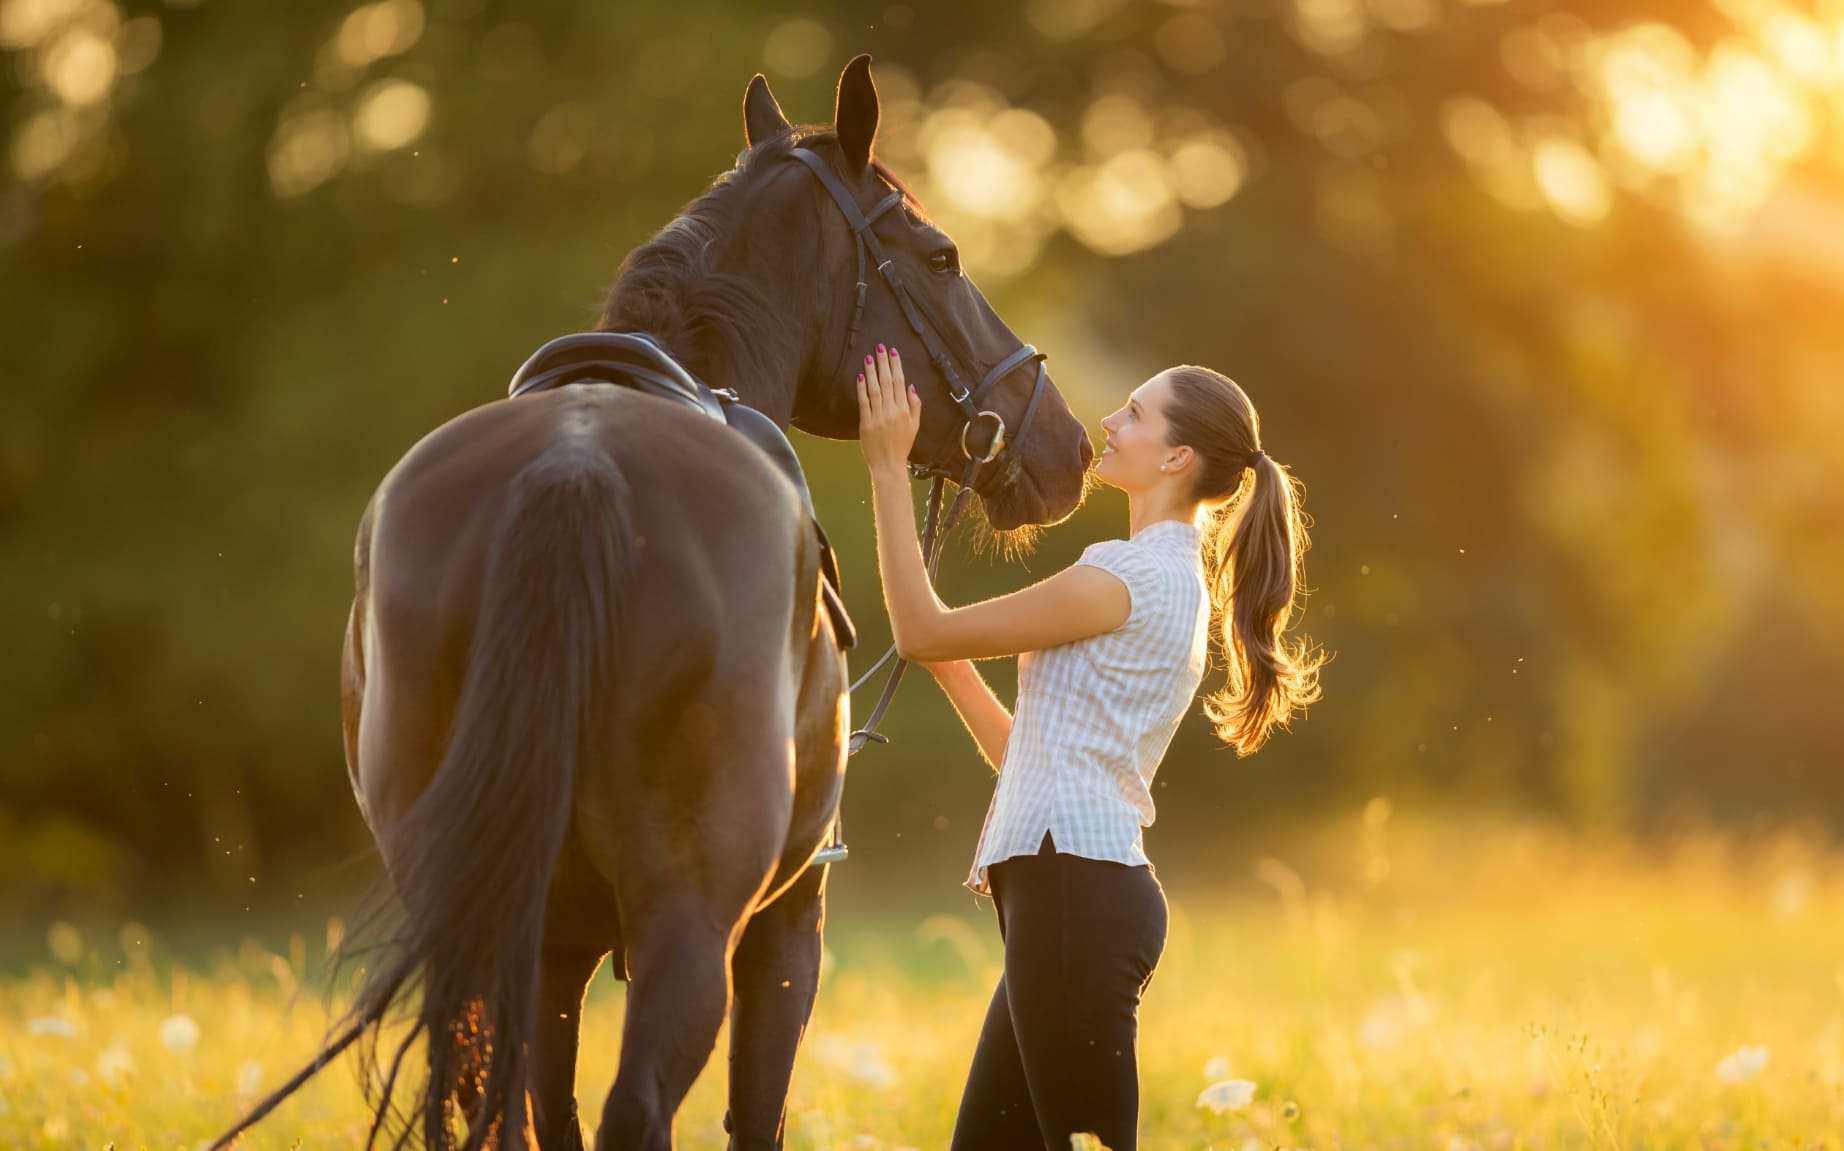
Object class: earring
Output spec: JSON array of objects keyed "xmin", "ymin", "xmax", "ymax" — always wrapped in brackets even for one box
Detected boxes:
[{"xmin": 1159, "ymin": 464, "xmax": 1167, "ymax": 472}]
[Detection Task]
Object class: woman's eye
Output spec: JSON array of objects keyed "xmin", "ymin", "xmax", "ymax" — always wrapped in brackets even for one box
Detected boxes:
[{"xmin": 928, "ymin": 249, "xmax": 960, "ymax": 274}]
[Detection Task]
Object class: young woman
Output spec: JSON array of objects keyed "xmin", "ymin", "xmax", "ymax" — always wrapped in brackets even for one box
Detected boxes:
[{"xmin": 854, "ymin": 343, "xmax": 1323, "ymax": 1150}]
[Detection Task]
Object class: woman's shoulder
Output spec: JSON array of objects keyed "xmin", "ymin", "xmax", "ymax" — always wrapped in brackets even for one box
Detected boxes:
[{"xmin": 1077, "ymin": 536, "xmax": 1131, "ymax": 560}]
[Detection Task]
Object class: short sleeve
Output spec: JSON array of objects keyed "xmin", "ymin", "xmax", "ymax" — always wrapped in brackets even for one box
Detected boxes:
[{"xmin": 1074, "ymin": 540, "xmax": 1158, "ymax": 630}]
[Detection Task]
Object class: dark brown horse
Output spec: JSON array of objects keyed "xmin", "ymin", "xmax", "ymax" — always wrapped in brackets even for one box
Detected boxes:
[{"xmin": 215, "ymin": 57, "xmax": 1092, "ymax": 1151}]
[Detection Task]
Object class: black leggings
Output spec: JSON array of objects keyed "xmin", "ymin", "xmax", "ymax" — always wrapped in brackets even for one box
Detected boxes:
[{"xmin": 950, "ymin": 833, "xmax": 1168, "ymax": 1151}]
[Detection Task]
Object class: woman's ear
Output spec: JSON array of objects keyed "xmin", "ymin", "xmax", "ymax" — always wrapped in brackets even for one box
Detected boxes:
[{"xmin": 1164, "ymin": 444, "xmax": 1196, "ymax": 474}]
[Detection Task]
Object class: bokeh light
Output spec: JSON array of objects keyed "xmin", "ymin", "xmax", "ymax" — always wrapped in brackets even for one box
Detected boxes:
[{"xmin": 351, "ymin": 77, "xmax": 431, "ymax": 154}]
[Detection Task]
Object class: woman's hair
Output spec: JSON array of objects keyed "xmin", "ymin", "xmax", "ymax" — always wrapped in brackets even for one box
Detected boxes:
[{"xmin": 1161, "ymin": 365, "xmax": 1323, "ymax": 755}]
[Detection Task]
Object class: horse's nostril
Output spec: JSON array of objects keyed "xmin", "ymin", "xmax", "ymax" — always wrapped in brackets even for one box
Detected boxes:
[{"xmin": 1078, "ymin": 432, "xmax": 1095, "ymax": 467}]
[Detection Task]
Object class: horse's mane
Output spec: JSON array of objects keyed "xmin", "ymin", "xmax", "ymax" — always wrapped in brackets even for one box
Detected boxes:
[{"xmin": 596, "ymin": 128, "xmax": 925, "ymax": 390}]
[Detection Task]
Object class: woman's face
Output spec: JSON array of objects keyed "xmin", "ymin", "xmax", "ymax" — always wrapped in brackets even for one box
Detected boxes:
[{"xmin": 1095, "ymin": 371, "xmax": 1186, "ymax": 494}]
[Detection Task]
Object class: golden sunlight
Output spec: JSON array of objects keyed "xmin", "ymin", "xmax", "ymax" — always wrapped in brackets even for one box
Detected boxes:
[
  {"xmin": 41, "ymin": 22, "xmax": 115, "ymax": 106},
  {"xmin": 351, "ymin": 77, "xmax": 431, "ymax": 154},
  {"xmin": 921, "ymin": 108, "xmax": 1046, "ymax": 224},
  {"xmin": 334, "ymin": 0, "xmax": 424, "ymax": 71},
  {"xmin": 267, "ymin": 100, "xmax": 351, "ymax": 197},
  {"xmin": 1532, "ymin": 136, "xmax": 1613, "ymax": 226},
  {"xmin": 1574, "ymin": 13, "xmax": 1842, "ymax": 234}
]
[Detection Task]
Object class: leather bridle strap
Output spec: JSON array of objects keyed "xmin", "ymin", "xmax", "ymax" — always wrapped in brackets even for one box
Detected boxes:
[
  {"xmin": 791, "ymin": 144, "xmax": 1046, "ymax": 867},
  {"xmin": 787, "ymin": 147, "xmax": 1050, "ymax": 469}
]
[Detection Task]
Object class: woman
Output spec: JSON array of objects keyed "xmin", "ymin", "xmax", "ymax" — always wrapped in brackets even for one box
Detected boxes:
[{"xmin": 855, "ymin": 343, "xmax": 1322, "ymax": 1150}]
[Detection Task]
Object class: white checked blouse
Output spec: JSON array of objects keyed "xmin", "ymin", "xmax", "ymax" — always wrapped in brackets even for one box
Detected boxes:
[{"xmin": 966, "ymin": 518, "xmax": 1211, "ymax": 895}]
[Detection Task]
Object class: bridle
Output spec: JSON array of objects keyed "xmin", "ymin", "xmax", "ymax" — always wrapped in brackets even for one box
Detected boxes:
[
  {"xmin": 788, "ymin": 144, "xmax": 1050, "ymax": 866},
  {"xmin": 787, "ymin": 146, "xmax": 1049, "ymax": 490}
]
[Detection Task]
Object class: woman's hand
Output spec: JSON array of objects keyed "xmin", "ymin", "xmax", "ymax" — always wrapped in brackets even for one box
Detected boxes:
[{"xmin": 856, "ymin": 343, "xmax": 920, "ymax": 481}]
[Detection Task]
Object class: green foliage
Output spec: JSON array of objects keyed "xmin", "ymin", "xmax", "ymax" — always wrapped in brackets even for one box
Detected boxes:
[{"xmin": 4, "ymin": 0, "xmax": 1844, "ymax": 910}]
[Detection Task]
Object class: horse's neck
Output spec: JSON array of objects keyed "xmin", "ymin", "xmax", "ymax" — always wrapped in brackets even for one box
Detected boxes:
[
  {"xmin": 681, "ymin": 341, "xmax": 799, "ymax": 426},
  {"xmin": 602, "ymin": 197, "xmax": 833, "ymax": 428}
]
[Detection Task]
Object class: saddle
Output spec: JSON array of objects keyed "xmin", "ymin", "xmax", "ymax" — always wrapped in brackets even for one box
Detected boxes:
[{"xmin": 508, "ymin": 332, "xmax": 855, "ymax": 651}]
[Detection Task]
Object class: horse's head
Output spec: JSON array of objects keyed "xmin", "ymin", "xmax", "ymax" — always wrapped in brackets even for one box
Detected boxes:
[{"xmin": 744, "ymin": 57, "xmax": 1093, "ymax": 532}]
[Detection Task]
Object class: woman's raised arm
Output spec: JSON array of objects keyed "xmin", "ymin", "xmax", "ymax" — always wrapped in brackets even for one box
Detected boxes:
[{"xmin": 857, "ymin": 344, "xmax": 1129, "ymax": 663}]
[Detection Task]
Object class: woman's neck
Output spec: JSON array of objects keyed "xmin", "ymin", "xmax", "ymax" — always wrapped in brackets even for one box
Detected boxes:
[{"xmin": 1127, "ymin": 491, "xmax": 1198, "ymax": 537}]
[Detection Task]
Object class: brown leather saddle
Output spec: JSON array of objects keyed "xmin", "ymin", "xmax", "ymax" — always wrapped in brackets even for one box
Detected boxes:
[{"xmin": 508, "ymin": 332, "xmax": 856, "ymax": 650}]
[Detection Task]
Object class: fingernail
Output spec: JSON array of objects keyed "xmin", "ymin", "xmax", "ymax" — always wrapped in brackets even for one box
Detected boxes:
[
  {"xmin": 865, "ymin": 354, "xmax": 873, "ymax": 363},
  {"xmin": 857, "ymin": 373, "xmax": 865, "ymax": 382},
  {"xmin": 891, "ymin": 348, "xmax": 899, "ymax": 357},
  {"xmin": 877, "ymin": 343, "xmax": 886, "ymax": 353}
]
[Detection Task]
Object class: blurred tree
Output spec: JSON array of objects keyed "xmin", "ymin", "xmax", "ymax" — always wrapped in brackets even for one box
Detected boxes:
[{"xmin": 3, "ymin": 0, "xmax": 1842, "ymax": 913}]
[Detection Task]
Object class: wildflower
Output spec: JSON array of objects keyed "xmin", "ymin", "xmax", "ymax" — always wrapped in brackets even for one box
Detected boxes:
[
  {"xmin": 27, "ymin": 1016, "xmax": 77, "ymax": 1038},
  {"xmin": 1196, "ymin": 1078, "xmax": 1258, "ymax": 1114},
  {"xmin": 159, "ymin": 1013, "xmax": 200, "ymax": 1053},
  {"xmin": 1070, "ymin": 1135, "xmax": 1112, "ymax": 1151},
  {"xmin": 1203, "ymin": 1054, "xmax": 1231, "ymax": 1079},
  {"xmin": 1716, "ymin": 1044, "xmax": 1768, "ymax": 1083},
  {"xmin": 236, "ymin": 1059, "xmax": 264, "ymax": 1095},
  {"xmin": 96, "ymin": 1042, "xmax": 134, "ymax": 1083}
]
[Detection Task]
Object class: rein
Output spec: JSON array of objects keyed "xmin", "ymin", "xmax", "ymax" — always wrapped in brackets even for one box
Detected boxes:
[{"xmin": 790, "ymin": 143, "xmax": 1048, "ymax": 868}]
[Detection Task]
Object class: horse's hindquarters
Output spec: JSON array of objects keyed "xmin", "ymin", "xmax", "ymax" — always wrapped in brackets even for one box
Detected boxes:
[{"xmin": 353, "ymin": 383, "xmax": 845, "ymax": 941}]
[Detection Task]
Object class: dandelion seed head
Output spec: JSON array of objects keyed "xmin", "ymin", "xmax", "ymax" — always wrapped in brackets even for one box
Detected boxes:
[
  {"xmin": 1196, "ymin": 1077, "xmax": 1258, "ymax": 1114},
  {"xmin": 158, "ymin": 1012, "xmax": 200, "ymax": 1053},
  {"xmin": 27, "ymin": 1016, "xmax": 78, "ymax": 1038},
  {"xmin": 1716, "ymin": 1044, "xmax": 1768, "ymax": 1083},
  {"xmin": 96, "ymin": 1041, "xmax": 133, "ymax": 1083}
]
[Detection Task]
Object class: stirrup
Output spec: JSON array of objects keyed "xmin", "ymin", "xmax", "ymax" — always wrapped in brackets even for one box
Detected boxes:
[{"xmin": 810, "ymin": 842, "xmax": 849, "ymax": 866}]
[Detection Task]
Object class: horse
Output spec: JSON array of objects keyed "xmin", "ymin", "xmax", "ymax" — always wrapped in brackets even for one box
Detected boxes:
[{"xmin": 214, "ymin": 55, "xmax": 1093, "ymax": 1151}]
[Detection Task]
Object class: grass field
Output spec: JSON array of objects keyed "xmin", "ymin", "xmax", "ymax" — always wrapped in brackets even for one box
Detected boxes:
[{"xmin": 4, "ymin": 816, "xmax": 1842, "ymax": 1149}]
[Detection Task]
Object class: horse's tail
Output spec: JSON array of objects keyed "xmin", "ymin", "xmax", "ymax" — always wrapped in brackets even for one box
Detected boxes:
[{"xmin": 210, "ymin": 439, "xmax": 632, "ymax": 1151}]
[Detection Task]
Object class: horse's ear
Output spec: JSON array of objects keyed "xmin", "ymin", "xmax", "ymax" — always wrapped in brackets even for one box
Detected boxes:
[
  {"xmin": 744, "ymin": 73, "xmax": 792, "ymax": 148},
  {"xmin": 833, "ymin": 53, "xmax": 878, "ymax": 175}
]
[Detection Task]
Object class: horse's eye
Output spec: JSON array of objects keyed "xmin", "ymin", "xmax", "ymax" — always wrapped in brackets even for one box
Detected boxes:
[{"xmin": 928, "ymin": 249, "xmax": 960, "ymax": 275}]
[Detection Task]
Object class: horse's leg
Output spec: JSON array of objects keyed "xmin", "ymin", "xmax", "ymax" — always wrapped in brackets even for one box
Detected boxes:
[
  {"xmin": 723, "ymin": 863, "xmax": 827, "ymax": 1151},
  {"xmin": 593, "ymin": 897, "xmax": 743, "ymax": 1151},
  {"xmin": 593, "ymin": 769, "xmax": 788, "ymax": 1149},
  {"xmin": 532, "ymin": 941, "xmax": 605, "ymax": 1151}
]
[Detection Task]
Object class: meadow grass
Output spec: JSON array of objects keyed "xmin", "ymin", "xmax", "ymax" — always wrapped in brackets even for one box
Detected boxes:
[{"xmin": 4, "ymin": 816, "xmax": 1842, "ymax": 1150}]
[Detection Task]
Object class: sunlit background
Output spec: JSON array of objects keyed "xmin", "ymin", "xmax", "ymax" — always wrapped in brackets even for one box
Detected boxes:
[{"xmin": 7, "ymin": 0, "xmax": 1844, "ymax": 1145}]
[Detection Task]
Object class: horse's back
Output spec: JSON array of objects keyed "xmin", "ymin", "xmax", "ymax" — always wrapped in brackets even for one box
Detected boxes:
[{"xmin": 353, "ymin": 383, "xmax": 817, "ymax": 835}]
